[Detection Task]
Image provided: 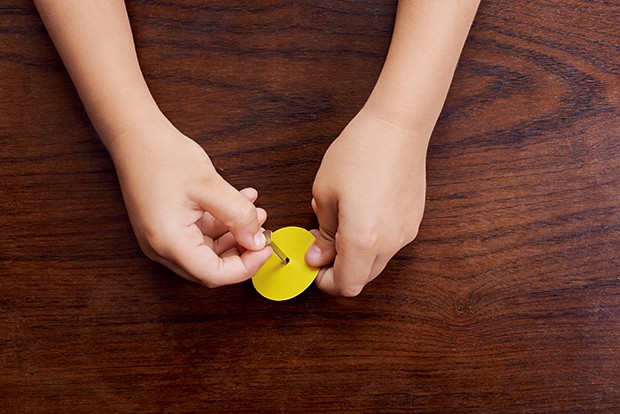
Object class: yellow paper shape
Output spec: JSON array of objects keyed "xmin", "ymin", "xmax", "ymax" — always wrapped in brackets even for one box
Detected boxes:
[{"xmin": 252, "ymin": 226, "xmax": 319, "ymax": 301}]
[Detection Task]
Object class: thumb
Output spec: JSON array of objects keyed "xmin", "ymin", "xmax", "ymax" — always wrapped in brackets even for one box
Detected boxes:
[
  {"xmin": 195, "ymin": 175, "xmax": 266, "ymax": 251},
  {"xmin": 305, "ymin": 197, "xmax": 337, "ymax": 267}
]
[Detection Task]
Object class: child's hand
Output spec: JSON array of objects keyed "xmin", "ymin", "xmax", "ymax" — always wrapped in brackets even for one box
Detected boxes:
[
  {"xmin": 305, "ymin": 107, "xmax": 428, "ymax": 296},
  {"xmin": 112, "ymin": 122, "xmax": 271, "ymax": 287}
]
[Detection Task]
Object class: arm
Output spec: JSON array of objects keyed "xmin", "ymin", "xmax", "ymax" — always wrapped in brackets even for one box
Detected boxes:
[
  {"xmin": 35, "ymin": 0, "xmax": 270, "ymax": 286},
  {"xmin": 306, "ymin": 0, "xmax": 480, "ymax": 296}
]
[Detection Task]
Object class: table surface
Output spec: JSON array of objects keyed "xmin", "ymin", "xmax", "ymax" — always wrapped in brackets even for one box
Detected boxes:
[{"xmin": 1, "ymin": 1, "xmax": 619, "ymax": 412}]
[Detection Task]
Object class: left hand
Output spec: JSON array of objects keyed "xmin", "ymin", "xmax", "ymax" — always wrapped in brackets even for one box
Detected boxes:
[{"xmin": 305, "ymin": 107, "xmax": 429, "ymax": 296}]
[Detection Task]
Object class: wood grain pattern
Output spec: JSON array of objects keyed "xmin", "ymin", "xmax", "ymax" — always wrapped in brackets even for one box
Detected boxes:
[{"xmin": 1, "ymin": 0, "xmax": 619, "ymax": 412}]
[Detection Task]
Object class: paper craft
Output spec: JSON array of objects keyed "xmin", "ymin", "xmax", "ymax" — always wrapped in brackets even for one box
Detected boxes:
[{"xmin": 252, "ymin": 226, "xmax": 319, "ymax": 301}]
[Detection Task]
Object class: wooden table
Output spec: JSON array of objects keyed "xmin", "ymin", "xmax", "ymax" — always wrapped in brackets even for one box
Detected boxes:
[{"xmin": 1, "ymin": 1, "xmax": 619, "ymax": 412}]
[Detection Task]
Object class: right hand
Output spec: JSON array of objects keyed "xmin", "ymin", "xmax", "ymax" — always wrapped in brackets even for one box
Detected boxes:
[
  {"xmin": 110, "ymin": 121, "xmax": 272, "ymax": 287},
  {"xmin": 304, "ymin": 107, "xmax": 428, "ymax": 296}
]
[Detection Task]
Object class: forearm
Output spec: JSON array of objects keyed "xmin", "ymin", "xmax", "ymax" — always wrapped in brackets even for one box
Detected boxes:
[
  {"xmin": 366, "ymin": 0, "xmax": 480, "ymax": 133},
  {"xmin": 34, "ymin": 0, "xmax": 167, "ymax": 156}
]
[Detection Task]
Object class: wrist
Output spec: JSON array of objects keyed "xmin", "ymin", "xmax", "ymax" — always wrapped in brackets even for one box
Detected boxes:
[
  {"xmin": 90, "ymin": 84, "xmax": 163, "ymax": 139},
  {"xmin": 361, "ymin": 91, "xmax": 438, "ymax": 139},
  {"xmin": 337, "ymin": 104, "xmax": 432, "ymax": 160},
  {"xmin": 101, "ymin": 105, "xmax": 177, "ymax": 162}
]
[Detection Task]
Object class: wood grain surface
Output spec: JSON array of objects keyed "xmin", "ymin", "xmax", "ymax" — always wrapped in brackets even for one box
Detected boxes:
[{"xmin": 1, "ymin": 0, "xmax": 619, "ymax": 412}]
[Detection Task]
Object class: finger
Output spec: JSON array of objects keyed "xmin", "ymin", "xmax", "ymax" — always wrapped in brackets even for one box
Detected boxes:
[
  {"xmin": 311, "ymin": 197, "xmax": 337, "ymax": 239},
  {"xmin": 314, "ymin": 264, "xmax": 331, "ymax": 290},
  {"xmin": 305, "ymin": 197, "xmax": 338, "ymax": 267},
  {"xmin": 316, "ymin": 235, "xmax": 376, "ymax": 297},
  {"xmin": 174, "ymin": 243, "xmax": 272, "ymax": 287},
  {"xmin": 197, "ymin": 187, "xmax": 264, "ymax": 239},
  {"xmin": 220, "ymin": 246, "xmax": 241, "ymax": 258},
  {"xmin": 256, "ymin": 207, "xmax": 267, "ymax": 226},
  {"xmin": 193, "ymin": 175, "xmax": 266, "ymax": 250},
  {"xmin": 151, "ymin": 220, "xmax": 271, "ymax": 286},
  {"xmin": 314, "ymin": 266, "xmax": 335, "ymax": 294},
  {"xmin": 305, "ymin": 228, "xmax": 336, "ymax": 268},
  {"xmin": 240, "ymin": 188, "xmax": 268, "ymax": 229},
  {"xmin": 239, "ymin": 187, "xmax": 258, "ymax": 203},
  {"xmin": 197, "ymin": 211, "xmax": 228, "ymax": 239},
  {"xmin": 368, "ymin": 254, "xmax": 392, "ymax": 284},
  {"xmin": 153, "ymin": 255, "xmax": 202, "ymax": 284},
  {"xmin": 313, "ymin": 245, "xmax": 394, "ymax": 297},
  {"xmin": 316, "ymin": 254, "xmax": 374, "ymax": 297},
  {"xmin": 219, "ymin": 244, "xmax": 272, "ymax": 260},
  {"xmin": 198, "ymin": 206, "xmax": 266, "ymax": 239},
  {"xmin": 210, "ymin": 232, "xmax": 238, "ymax": 255}
]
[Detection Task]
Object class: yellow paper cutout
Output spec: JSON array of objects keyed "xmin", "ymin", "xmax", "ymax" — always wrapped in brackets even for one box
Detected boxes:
[{"xmin": 252, "ymin": 226, "xmax": 319, "ymax": 301}]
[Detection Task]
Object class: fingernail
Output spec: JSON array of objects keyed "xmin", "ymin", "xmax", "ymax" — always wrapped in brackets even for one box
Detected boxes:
[
  {"xmin": 253, "ymin": 231, "xmax": 266, "ymax": 248},
  {"xmin": 305, "ymin": 243, "xmax": 322, "ymax": 263}
]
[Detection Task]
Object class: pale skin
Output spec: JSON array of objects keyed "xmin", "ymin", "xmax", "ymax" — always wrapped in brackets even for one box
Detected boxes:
[
  {"xmin": 35, "ymin": 0, "xmax": 480, "ymax": 295},
  {"xmin": 306, "ymin": 0, "xmax": 481, "ymax": 296}
]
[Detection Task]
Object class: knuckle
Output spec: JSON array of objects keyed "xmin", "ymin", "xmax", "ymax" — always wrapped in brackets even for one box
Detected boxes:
[
  {"xmin": 397, "ymin": 221, "xmax": 421, "ymax": 247},
  {"xmin": 407, "ymin": 219, "xmax": 421, "ymax": 239},
  {"xmin": 339, "ymin": 284, "xmax": 364, "ymax": 297},
  {"xmin": 319, "ymin": 226, "xmax": 336, "ymax": 243},
  {"xmin": 230, "ymin": 202, "xmax": 257, "ymax": 228},
  {"xmin": 141, "ymin": 246, "xmax": 159, "ymax": 262},
  {"xmin": 311, "ymin": 179, "xmax": 327, "ymax": 196},
  {"xmin": 311, "ymin": 182, "xmax": 334, "ymax": 206},
  {"xmin": 135, "ymin": 233, "xmax": 159, "ymax": 261},
  {"xmin": 201, "ymin": 279, "xmax": 220, "ymax": 289}
]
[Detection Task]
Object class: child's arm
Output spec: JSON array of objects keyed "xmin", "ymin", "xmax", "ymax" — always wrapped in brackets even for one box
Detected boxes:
[
  {"xmin": 35, "ymin": 0, "xmax": 270, "ymax": 286},
  {"xmin": 306, "ymin": 0, "xmax": 480, "ymax": 296}
]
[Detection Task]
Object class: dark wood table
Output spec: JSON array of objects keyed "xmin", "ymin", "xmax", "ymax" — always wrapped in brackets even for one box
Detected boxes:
[{"xmin": 2, "ymin": 1, "xmax": 619, "ymax": 412}]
